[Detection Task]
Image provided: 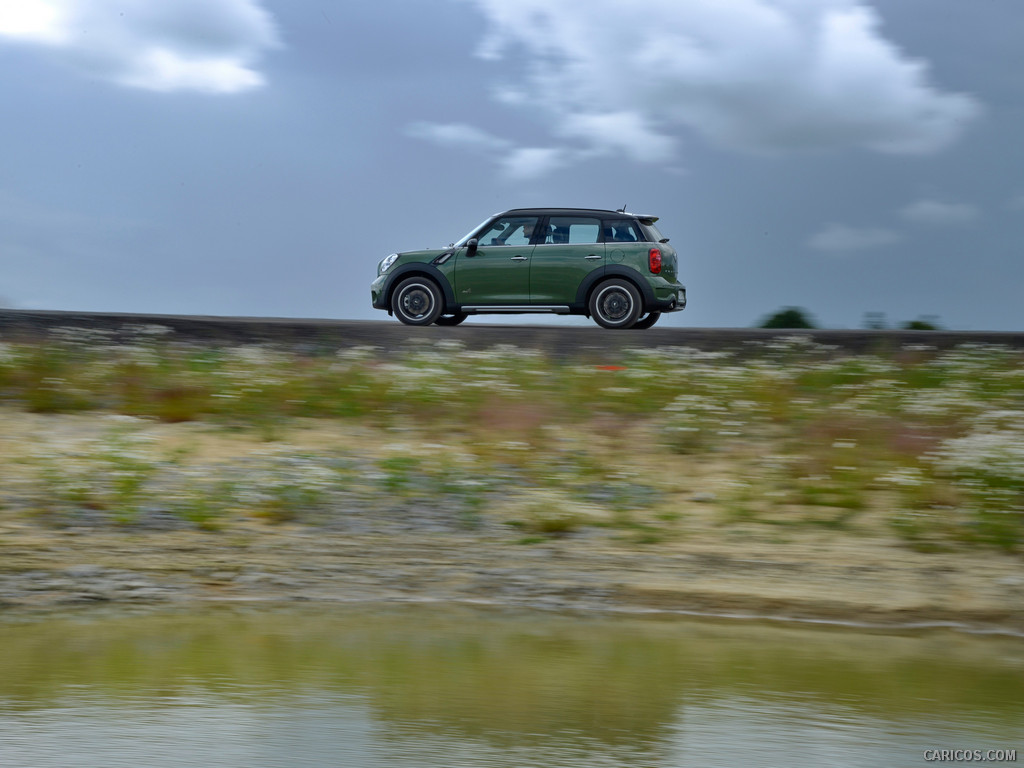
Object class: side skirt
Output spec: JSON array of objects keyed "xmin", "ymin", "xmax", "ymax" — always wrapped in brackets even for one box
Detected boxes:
[{"xmin": 460, "ymin": 305, "xmax": 572, "ymax": 314}]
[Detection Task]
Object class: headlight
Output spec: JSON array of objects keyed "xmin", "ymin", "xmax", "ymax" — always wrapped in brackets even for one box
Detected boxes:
[{"xmin": 379, "ymin": 253, "xmax": 399, "ymax": 274}]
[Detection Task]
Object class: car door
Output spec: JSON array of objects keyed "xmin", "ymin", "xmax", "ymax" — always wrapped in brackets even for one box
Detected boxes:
[
  {"xmin": 529, "ymin": 216, "xmax": 605, "ymax": 305},
  {"xmin": 453, "ymin": 215, "xmax": 537, "ymax": 305}
]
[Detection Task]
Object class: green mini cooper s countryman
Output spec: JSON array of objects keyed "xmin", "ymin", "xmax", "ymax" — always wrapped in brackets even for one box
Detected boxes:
[{"xmin": 370, "ymin": 208, "xmax": 686, "ymax": 329}]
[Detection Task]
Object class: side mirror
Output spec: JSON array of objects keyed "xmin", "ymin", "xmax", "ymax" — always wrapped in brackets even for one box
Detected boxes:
[{"xmin": 465, "ymin": 238, "xmax": 478, "ymax": 256}]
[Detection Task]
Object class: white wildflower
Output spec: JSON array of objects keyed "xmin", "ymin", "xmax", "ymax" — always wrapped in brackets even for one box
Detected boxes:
[{"xmin": 876, "ymin": 467, "xmax": 926, "ymax": 486}]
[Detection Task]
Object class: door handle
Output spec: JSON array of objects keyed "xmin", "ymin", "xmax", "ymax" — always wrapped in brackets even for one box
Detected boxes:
[
  {"xmin": 510, "ymin": 255, "xmax": 528, "ymax": 261},
  {"xmin": 584, "ymin": 254, "xmax": 602, "ymax": 260}
]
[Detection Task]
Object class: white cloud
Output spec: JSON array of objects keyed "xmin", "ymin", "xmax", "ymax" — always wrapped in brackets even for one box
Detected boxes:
[
  {"xmin": 0, "ymin": 0, "xmax": 279, "ymax": 93},
  {"xmin": 499, "ymin": 147, "xmax": 573, "ymax": 181},
  {"xmin": 408, "ymin": 123, "xmax": 576, "ymax": 181},
  {"xmin": 431, "ymin": 0, "xmax": 980, "ymax": 176},
  {"xmin": 0, "ymin": 0, "xmax": 67, "ymax": 42},
  {"xmin": 900, "ymin": 199, "xmax": 980, "ymax": 226},
  {"xmin": 407, "ymin": 122, "xmax": 510, "ymax": 152},
  {"xmin": 808, "ymin": 223, "xmax": 901, "ymax": 253},
  {"xmin": 558, "ymin": 111, "xmax": 677, "ymax": 163}
]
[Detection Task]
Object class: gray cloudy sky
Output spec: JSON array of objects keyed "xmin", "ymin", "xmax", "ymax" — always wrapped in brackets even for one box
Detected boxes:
[{"xmin": 1, "ymin": 0, "xmax": 1021, "ymax": 329}]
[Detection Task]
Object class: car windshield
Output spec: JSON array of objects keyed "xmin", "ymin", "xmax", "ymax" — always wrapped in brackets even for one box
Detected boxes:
[{"xmin": 453, "ymin": 217, "xmax": 494, "ymax": 247}]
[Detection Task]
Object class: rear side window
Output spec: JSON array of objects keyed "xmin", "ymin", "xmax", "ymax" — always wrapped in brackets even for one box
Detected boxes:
[
  {"xmin": 542, "ymin": 217, "xmax": 602, "ymax": 244},
  {"xmin": 602, "ymin": 218, "xmax": 641, "ymax": 243}
]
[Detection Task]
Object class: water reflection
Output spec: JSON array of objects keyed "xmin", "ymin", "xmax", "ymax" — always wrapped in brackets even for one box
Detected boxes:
[{"xmin": 1, "ymin": 606, "xmax": 1022, "ymax": 767}]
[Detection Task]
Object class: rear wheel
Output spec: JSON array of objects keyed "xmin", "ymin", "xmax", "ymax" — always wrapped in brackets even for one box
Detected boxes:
[
  {"xmin": 435, "ymin": 312, "xmax": 468, "ymax": 326},
  {"xmin": 632, "ymin": 312, "xmax": 661, "ymax": 329},
  {"xmin": 391, "ymin": 277, "xmax": 443, "ymax": 326},
  {"xmin": 589, "ymin": 279, "xmax": 642, "ymax": 329}
]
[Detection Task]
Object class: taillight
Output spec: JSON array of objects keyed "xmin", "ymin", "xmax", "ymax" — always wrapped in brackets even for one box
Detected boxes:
[{"xmin": 648, "ymin": 248, "xmax": 662, "ymax": 274}]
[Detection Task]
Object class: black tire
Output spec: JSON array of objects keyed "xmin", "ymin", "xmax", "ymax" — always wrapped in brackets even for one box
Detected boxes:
[
  {"xmin": 632, "ymin": 312, "xmax": 661, "ymax": 329},
  {"xmin": 391, "ymin": 277, "xmax": 444, "ymax": 326},
  {"xmin": 589, "ymin": 279, "xmax": 643, "ymax": 329},
  {"xmin": 435, "ymin": 312, "xmax": 468, "ymax": 326}
]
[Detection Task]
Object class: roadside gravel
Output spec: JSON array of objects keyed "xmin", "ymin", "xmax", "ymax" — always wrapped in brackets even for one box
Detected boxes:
[{"xmin": 2, "ymin": 523, "xmax": 1022, "ymax": 634}]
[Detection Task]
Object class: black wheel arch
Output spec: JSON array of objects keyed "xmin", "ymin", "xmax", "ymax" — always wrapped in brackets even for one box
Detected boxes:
[
  {"xmin": 382, "ymin": 264, "xmax": 455, "ymax": 312},
  {"xmin": 576, "ymin": 266, "xmax": 655, "ymax": 313}
]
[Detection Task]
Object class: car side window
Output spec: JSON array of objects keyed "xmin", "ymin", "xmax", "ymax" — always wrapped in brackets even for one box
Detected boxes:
[
  {"xmin": 602, "ymin": 218, "xmax": 641, "ymax": 242},
  {"xmin": 542, "ymin": 217, "xmax": 602, "ymax": 245},
  {"xmin": 477, "ymin": 216, "xmax": 540, "ymax": 246}
]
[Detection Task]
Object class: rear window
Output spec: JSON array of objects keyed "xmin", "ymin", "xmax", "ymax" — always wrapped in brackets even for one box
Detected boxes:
[{"xmin": 638, "ymin": 219, "xmax": 666, "ymax": 243}]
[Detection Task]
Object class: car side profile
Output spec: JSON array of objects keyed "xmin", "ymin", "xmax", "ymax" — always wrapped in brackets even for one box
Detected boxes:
[{"xmin": 370, "ymin": 208, "xmax": 686, "ymax": 329}]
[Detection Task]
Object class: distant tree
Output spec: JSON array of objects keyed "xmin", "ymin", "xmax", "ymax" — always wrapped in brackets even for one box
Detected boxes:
[
  {"xmin": 759, "ymin": 307, "xmax": 817, "ymax": 329},
  {"xmin": 901, "ymin": 316, "xmax": 943, "ymax": 331}
]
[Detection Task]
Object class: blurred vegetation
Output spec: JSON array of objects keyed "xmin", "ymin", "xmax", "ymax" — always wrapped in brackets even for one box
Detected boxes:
[
  {"xmin": 0, "ymin": 329, "xmax": 1022, "ymax": 552},
  {"xmin": 758, "ymin": 306, "xmax": 817, "ymax": 329},
  {"xmin": 903, "ymin": 318, "xmax": 943, "ymax": 331},
  {"xmin": 758, "ymin": 308, "xmax": 945, "ymax": 330},
  {"xmin": 863, "ymin": 311, "xmax": 945, "ymax": 331}
]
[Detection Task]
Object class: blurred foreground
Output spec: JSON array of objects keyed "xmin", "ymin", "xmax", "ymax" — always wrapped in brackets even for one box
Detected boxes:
[{"xmin": 0, "ymin": 333, "xmax": 1022, "ymax": 631}]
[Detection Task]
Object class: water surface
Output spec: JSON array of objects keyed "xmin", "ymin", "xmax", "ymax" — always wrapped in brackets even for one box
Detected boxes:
[{"xmin": 1, "ymin": 606, "xmax": 1021, "ymax": 767}]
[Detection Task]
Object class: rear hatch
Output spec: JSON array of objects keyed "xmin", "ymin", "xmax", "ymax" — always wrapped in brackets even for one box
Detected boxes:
[
  {"xmin": 638, "ymin": 216, "xmax": 678, "ymax": 282},
  {"xmin": 658, "ymin": 242, "xmax": 679, "ymax": 282}
]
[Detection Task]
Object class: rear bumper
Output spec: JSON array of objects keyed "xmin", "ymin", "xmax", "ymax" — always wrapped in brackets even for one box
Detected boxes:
[{"xmin": 649, "ymin": 284, "xmax": 686, "ymax": 313}]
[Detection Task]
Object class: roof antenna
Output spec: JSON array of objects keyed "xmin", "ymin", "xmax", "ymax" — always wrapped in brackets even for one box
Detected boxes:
[{"xmin": 617, "ymin": 202, "xmax": 627, "ymax": 213}]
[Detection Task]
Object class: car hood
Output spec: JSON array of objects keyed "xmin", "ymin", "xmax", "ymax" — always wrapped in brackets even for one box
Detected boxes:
[{"xmin": 397, "ymin": 248, "xmax": 449, "ymax": 261}]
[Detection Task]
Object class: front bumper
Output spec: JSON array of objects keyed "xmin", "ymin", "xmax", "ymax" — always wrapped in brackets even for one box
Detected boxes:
[{"xmin": 370, "ymin": 274, "xmax": 387, "ymax": 309}]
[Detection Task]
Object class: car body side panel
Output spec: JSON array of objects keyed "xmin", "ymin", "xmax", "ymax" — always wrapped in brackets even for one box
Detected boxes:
[
  {"xmin": 529, "ymin": 243, "xmax": 605, "ymax": 304},
  {"xmin": 452, "ymin": 245, "xmax": 532, "ymax": 304}
]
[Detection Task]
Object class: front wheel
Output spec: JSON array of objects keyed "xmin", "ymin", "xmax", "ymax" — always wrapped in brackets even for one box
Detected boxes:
[
  {"xmin": 632, "ymin": 312, "xmax": 661, "ymax": 329},
  {"xmin": 435, "ymin": 312, "xmax": 468, "ymax": 326},
  {"xmin": 589, "ymin": 279, "xmax": 642, "ymax": 329},
  {"xmin": 391, "ymin": 277, "xmax": 443, "ymax": 326}
]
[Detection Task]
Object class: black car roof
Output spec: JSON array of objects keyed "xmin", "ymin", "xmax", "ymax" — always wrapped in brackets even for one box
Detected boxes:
[{"xmin": 498, "ymin": 208, "xmax": 658, "ymax": 222}]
